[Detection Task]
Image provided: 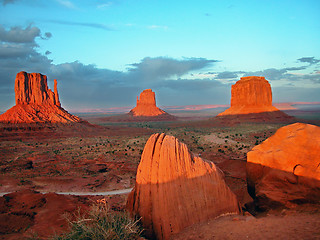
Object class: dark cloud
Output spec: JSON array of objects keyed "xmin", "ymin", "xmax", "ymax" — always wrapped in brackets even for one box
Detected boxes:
[
  {"xmin": 1, "ymin": 0, "xmax": 19, "ymax": 5},
  {"xmin": 48, "ymin": 20, "xmax": 115, "ymax": 31},
  {"xmin": 301, "ymin": 73, "xmax": 320, "ymax": 84},
  {"xmin": 297, "ymin": 57, "xmax": 320, "ymax": 65},
  {"xmin": 283, "ymin": 66, "xmax": 307, "ymax": 71},
  {"xmin": 244, "ymin": 68, "xmax": 289, "ymax": 80},
  {"xmin": 128, "ymin": 57, "xmax": 219, "ymax": 82},
  {"xmin": 156, "ymin": 78, "xmax": 224, "ymax": 91},
  {"xmin": 216, "ymin": 71, "xmax": 245, "ymax": 79},
  {"xmin": 44, "ymin": 32, "xmax": 52, "ymax": 39},
  {"xmin": 273, "ymin": 86, "xmax": 320, "ymax": 102},
  {"xmin": 0, "ymin": 25, "xmax": 53, "ymax": 109},
  {"xmin": 46, "ymin": 58, "xmax": 222, "ymax": 108},
  {"xmin": 0, "ymin": 25, "xmax": 42, "ymax": 43},
  {"xmin": 0, "ymin": 24, "xmax": 319, "ymax": 110}
]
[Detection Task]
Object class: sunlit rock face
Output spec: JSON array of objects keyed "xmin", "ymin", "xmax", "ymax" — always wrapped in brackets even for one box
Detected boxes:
[
  {"xmin": 15, "ymin": 72, "xmax": 61, "ymax": 106},
  {"xmin": 127, "ymin": 133, "xmax": 240, "ymax": 240},
  {"xmin": 0, "ymin": 71, "xmax": 81, "ymax": 123},
  {"xmin": 247, "ymin": 123, "xmax": 320, "ymax": 209},
  {"xmin": 218, "ymin": 76, "xmax": 279, "ymax": 115},
  {"xmin": 129, "ymin": 89, "xmax": 166, "ymax": 116}
]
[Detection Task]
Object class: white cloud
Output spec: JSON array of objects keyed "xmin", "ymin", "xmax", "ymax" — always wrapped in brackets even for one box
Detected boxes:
[
  {"xmin": 97, "ymin": 2, "xmax": 112, "ymax": 9},
  {"xmin": 56, "ymin": 0, "xmax": 76, "ymax": 9},
  {"xmin": 147, "ymin": 25, "xmax": 169, "ymax": 31}
]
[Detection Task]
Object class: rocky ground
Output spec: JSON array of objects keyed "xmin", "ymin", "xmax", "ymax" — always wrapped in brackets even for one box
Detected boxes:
[{"xmin": 0, "ymin": 114, "xmax": 319, "ymax": 239}]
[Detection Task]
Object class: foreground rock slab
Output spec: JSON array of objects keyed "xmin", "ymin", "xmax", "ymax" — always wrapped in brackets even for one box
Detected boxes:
[
  {"xmin": 127, "ymin": 133, "xmax": 240, "ymax": 240},
  {"xmin": 247, "ymin": 123, "xmax": 320, "ymax": 210}
]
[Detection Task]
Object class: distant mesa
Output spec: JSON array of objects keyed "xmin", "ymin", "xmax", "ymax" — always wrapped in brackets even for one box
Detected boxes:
[
  {"xmin": 218, "ymin": 76, "xmax": 277, "ymax": 115},
  {"xmin": 98, "ymin": 89, "xmax": 176, "ymax": 122},
  {"xmin": 216, "ymin": 76, "xmax": 294, "ymax": 122},
  {"xmin": 127, "ymin": 133, "xmax": 240, "ymax": 240},
  {"xmin": 129, "ymin": 89, "xmax": 172, "ymax": 117},
  {"xmin": 0, "ymin": 71, "xmax": 81, "ymax": 123},
  {"xmin": 247, "ymin": 123, "xmax": 320, "ymax": 210}
]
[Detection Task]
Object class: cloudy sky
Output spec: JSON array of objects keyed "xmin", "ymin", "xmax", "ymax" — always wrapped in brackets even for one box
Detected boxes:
[{"xmin": 0, "ymin": 0, "xmax": 319, "ymax": 112}]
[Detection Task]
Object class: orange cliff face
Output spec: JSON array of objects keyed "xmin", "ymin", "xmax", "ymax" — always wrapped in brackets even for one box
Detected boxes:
[
  {"xmin": 0, "ymin": 71, "xmax": 81, "ymax": 123},
  {"xmin": 127, "ymin": 133, "xmax": 240, "ymax": 240},
  {"xmin": 247, "ymin": 123, "xmax": 320, "ymax": 209},
  {"xmin": 129, "ymin": 89, "xmax": 166, "ymax": 116},
  {"xmin": 15, "ymin": 72, "xmax": 61, "ymax": 106},
  {"xmin": 218, "ymin": 76, "xmax": 279, "ymax": 116}
]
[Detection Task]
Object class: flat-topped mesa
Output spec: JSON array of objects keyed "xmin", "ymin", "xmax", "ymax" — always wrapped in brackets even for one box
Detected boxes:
[
  {"xmin": 0, "ymin": 71, "xmax": 81, "ymax": 123},
  {"xmin": 127, "ymin": 133, "xmax": 240, "ymax": 240},
  {"xmin": 129, "ymin": 89, "xmax": 166, "ymax": 116},
  {"xmin": 218, "ymin": 76, "xmax": 279, "ymax": 115},
  {"xmin": 15, "ymin": 72, "xmax": 61, "ymax": 107}
]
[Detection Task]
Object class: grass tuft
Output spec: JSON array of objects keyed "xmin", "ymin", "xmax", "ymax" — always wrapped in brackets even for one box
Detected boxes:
[{"xmin": 54, "ymin": 199, "xmax": 144, "ymax": 240}]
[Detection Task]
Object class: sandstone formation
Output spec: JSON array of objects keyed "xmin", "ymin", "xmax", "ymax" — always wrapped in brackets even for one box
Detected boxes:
[
  {"xmin": 219, "ymin": 76, "xmax": 278, "ymax": 115},
  {"xmin": 0, "ymin": 71, "xmax": 81, "ymax": 123},
  {"xmin": 129, "ymin": 89, "xmax": 167, "ymax": 116},
  {"xmin": 247, "ymin": 123, "xmax": 320, "ymax": 210},
  {"xmin": 127, "ymin": 133, "xmax": 240, "ymax": 240},
  {"xmin": 216, "ymin": 76, "xmax": 293, "ymax": 122}
]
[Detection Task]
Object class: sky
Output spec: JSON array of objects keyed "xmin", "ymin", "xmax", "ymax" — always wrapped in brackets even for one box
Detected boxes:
[{"xmin": 0, "ymin": 0, "xmax": 319, "ymax": 112}]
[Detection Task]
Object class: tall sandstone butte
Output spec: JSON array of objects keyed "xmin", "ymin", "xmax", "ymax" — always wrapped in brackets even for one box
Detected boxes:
[
  {"xmin": 0, "ymin": 71, "xmax": 80, "ymax": 123},
  {"xmin": 218, "ymin": 76, "xmax": 279, "ymax": 115},
  {"xmin": 127, "ymin": 133, "xmax": 240, "ymax": 240},
  {"xmin": 129, "ymin": 89, "xmax": 167, "ymax": 116},
  {"xmin": 247, "ymin": 123, "xmax": 320, "ymax": 209}
]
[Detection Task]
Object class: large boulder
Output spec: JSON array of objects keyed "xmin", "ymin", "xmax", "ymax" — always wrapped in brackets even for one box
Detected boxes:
[
  {"xmin": 247, "ymin": 123, "xmax": 320, "ymax": 210},
  {"xmin": 127, "ymin": 133, "xmax": 240, "ymax": 240},
  {"xmin": 0, "ymin": 71, "xmax": 81, "ymax": 123}
]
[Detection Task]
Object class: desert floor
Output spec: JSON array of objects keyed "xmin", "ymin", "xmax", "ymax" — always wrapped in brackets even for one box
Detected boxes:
[{"xmin": 0, "ymin": 110, "xmax": 319, "ymax": 239}]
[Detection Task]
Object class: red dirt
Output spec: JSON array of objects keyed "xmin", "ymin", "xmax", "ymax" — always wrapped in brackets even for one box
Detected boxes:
[{"xmin": 1, "ymin": 117, "xmax": 320, "ymax": 239}]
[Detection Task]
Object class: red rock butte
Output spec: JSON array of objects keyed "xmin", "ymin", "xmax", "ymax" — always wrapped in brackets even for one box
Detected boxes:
[
  {"xmin": 218, "ymin": 76, "xmax": 279, "ymax": 116},
  {"xmin": 0, "ymin": 71, "xmax": 81, "ymax": 123},
  {"xmin": 127, "ymin": 133, "xmax": 240, "ymax": 240},
  {"xmin": 129, "ymin": 89, "xmax": 167, "ymax": 116},
  {"xmin": 247, "ymin": 123, "xmax": 320, "ymax": 209}
]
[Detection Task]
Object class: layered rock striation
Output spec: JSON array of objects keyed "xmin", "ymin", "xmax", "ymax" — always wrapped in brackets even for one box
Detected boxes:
[
  {"xmin": 0, "ymin": 71, "xmax": 81, "ymax": 123},
  {"xmin": 129, "ymin": 89, "xmax": 167, "ymax": 116},
  {"xmin": 15, "ymin": 72, "xmax": 61, "ymax": 106},
  {"xmin": 219, "ymin": 76, "xmax": 279, "ymax": 115},
  {"xmin": 247, "ymin": 123, "xmax": 320, "ymax": 209},
  {"xmin": 216, "ymin": 76, "xmax": 293, "ymax": 123},
  {"xmin": 127, "ymin": 133, "xmax": 240, "ymax": 240}
]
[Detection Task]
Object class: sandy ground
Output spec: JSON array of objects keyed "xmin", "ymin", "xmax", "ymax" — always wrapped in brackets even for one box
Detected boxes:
[
  {"xmin": 1, "ymin": 116, "xmax": 320, "ymax": 239},
  {"xmin": 172, "ymin": 210, "xmax": 320, "ymax": 240}
]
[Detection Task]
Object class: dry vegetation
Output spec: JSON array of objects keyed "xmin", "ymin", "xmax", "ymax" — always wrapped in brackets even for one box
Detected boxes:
[{"xmin": 1, "ymin": 116, "xmax": 319, "ymax": 239}]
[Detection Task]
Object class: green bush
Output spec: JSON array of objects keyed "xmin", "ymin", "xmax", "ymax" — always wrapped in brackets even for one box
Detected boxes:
[{"xmin": 55, "ymin": 201, "xmax": 143, "ymax": 240}]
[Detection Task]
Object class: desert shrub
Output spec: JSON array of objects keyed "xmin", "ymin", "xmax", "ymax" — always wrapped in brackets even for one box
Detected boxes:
[{"xmin": 55, "ymin": 200, "xmax": 143, "ymax": 240}]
